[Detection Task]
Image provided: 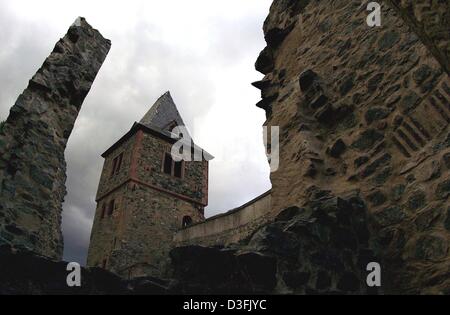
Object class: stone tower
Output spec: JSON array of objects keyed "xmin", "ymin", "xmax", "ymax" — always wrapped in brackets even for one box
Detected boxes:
[{"xmin": 87, "ymin": 92, "xmax": 211, "ymax": 278}]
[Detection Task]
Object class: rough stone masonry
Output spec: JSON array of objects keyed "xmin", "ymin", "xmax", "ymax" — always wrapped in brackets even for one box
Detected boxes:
[
  {"xmin": 0, "ymin": 17, "xmax": 111, "ymax": 260},
  {"xmin": 252, "ymin": 0, "xmax": 450, "ymax": 293}
]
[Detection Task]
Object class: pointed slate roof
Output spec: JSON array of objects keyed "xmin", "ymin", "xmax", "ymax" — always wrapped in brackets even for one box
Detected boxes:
[
  {"xmin": 140, "ymin": 91, "xmax": 187, "ymax": 134},
  {"xmin": 102, "ymin": 91, "xmax": 213, "ymax": 160}
]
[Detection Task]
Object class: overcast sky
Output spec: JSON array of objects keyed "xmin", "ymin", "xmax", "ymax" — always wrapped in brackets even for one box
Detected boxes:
[{"xmin": 0, "ymin": 0, "xmax": 272, "ymax": 264}]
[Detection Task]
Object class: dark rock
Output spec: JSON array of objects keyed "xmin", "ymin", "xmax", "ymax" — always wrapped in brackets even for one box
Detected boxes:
[
  {"xmin": 445, "ymin": 208, "xmax": 450, "ymax": 232},
  {"xmin": 412, "ymin": 64, "xmax": 432, "ymax": 84},
  {"xmin": 337, "ymin": 272, "xmax": 360, "ymax": 292},
  {"xmin": 255, "ymin": 46, "xmax": 274, "ymax": 74},
  {"xmin": 310, "ymin": 94, "xmax": 329, "ymax": 110},
  {"xmin": 354, "ymin": 156, "xmax": 369, "ymax": 168},
  {"xmin": 265, "ymin": 23, "xmax": 295, "ymax": 48},
  {"xmin": 340, "ymin": 75, "xmax": 354, "ymax": 96},
  {"xmin": 365, "ymin": 107, "xmax": 390, "ymax": 125},
  {"xmin": 352, "ymin": 129, "xmax": 384, "ymax": 151},
  {"xmin": 400, "ymin": 91, "xmax": 420, "ymax": 113},
  {"xmin": 415, "ymin": 207, "xmax": 441, "ymax": 231},
  {"xmin": 360, "ymin": 154, "xmax": 391, "ymax": 178},
  {"xmin": 283, "ymin": 271, "xmax": 310, "ymax": 288},
  {"xmin": 378, "ymin": 31, "xmax": 400, "ymax": 50},
  {"xmin": 368, "ymin": 73, "xmax": 385, "ymax": 93},
  {"xmin": 415, "ymin": 235, "xmax": 448, "ymax": 260},
  {"xmin": 436, "ymin": 179, "xmax": 450, "ymax": 199},
  {"xmin": 236, "ymin": 252, "xmax": 277, "ymax": 292},
  {"xmin": 256, "ymin": 93, "xmax": 278, "ymax": 113},
  {"xmin": 316, "ymin": 271, "xmax": 331, "ymax": 290},
  {"xmin": 0, "ymin": 247, "xmax": 127, "ymax": 295},
  {"xmin": 443, "ymin": 153, "xmax": 450, "ymax": 169},
  {"xmin": 275, "ymin": 206, "xmax": 304, "ymax": 222},
  {"xmin": 373, "ymin": 206, "xmax": 406, "ymax": 227},
  {"xmin": 327, "ymin": 139, "xmax": 347, "ymax": 158},
  {"xmin": 367, "ymin": 190, "xmax": 387, "ymax": 207},
  {"xmin": 299, "ymin": 70, "xmax": 319, "ymax": 92},
  {"xmin": 391, "ymin": 184, "xmax": 406, "ymax": 201},
  {"xmin": 251, "ymin": 79, "xmax": 272, "ymax": 90},
  {"xmin": 406, "ymin": 191, "xmax": 427, "ymax": 211}
]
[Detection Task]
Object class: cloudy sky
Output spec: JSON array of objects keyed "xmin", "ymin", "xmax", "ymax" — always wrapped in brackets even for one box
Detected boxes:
[{"xmin": 0, "ymin": 0, "xmax": 273, "ymax": 263}]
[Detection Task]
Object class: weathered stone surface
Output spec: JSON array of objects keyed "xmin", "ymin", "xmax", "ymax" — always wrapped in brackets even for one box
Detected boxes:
[
  {"xmin": 0, "ymin": 18, "xmax": 111, "ymax": 260},
  {"xmin": 168, "ymin": 193, "xmax": 377, "ymax": 294},
  {"xmin": 254, "ymin": 0, "xmax": 450, "ymax": 294},
  {"xmin": 384, "ymin": 0, "xmax": 450, "ymax": 75},
  {"xmin": 0, "ymin": 246, "xmax": 175, "ymax": 295}
]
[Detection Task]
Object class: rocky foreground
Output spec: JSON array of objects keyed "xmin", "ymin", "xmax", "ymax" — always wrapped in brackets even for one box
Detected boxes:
[{"xmin": 0, "ymin": 191, "xmax": 378, "ymax": 295}]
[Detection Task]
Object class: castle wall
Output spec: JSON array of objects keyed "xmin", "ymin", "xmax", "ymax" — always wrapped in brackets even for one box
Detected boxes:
[
  {"xmin": 0, "ymin": 18, "xmax": 110, "ymax": 259},
  {"xmin": 174, "ymin": 191, "xmax": 271, "ymax": 247},
  {"xmin": 253, "ymin": 0, "xmax": 449, "ymax": 294},
  {"xmin": 384, "ymin": 0, "xmax": 450, "ymax": 75}
]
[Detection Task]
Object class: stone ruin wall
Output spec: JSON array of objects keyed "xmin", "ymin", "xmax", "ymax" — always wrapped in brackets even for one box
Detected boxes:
[
  {"xmin": 0, "ymin": 18, "xmax": 111, "ymax": 260},
  {"xmin": 252, "ymin": 0, "xmax": 449, "ymax": 294},
  {"xmin": 386, "ymin": 0, "xmax": 449, "ymax": 75},
  {"xmin": 174, "ymin": 190, "xmax": 271, "ymax": 247}
]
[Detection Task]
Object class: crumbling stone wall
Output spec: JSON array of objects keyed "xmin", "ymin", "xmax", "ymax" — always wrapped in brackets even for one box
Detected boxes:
[
  {"xmin": 0, "ymin": 18, "xmax": 111, "ymax": 260},
  {"xmin": 384, "ymin": 0, "xmax": 450, "ymax": 75},
  {"xmin": 253, "ymin": 0, "xmax": 449, "ymax": 293}
]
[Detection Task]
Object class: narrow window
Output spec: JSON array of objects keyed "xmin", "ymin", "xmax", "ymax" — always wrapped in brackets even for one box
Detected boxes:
[
  {"xmin": 108, "ymin": 199, "xmax": 115, "ymax": 217},
  {"xmin": 182, "ymin": 216, "xmax": 193, "ymax": 228},
  {"xmin": 110, "ymin": 156, "xmax": 118, "ymax": 177},
  {"xmin": 174, "ymin": 161, "xmax": 183, "ymax": 178},
  {"xmin": 163, "ymin": 153, "xmax": 173, "ymax": 175},
  {"xmin": 116, "ymin": 153, "xmax": 123, "ymax": 174},
  {"xmin": 110, "ymin": 153, "xmax": 124, "ymax": 177},
  {"xmin": 100, "ymin": 203, "xmax": 106, "ymax": 219},
  {"xmin": 102, "ymin": 259, "xmax": 107, "ymax": 269}
]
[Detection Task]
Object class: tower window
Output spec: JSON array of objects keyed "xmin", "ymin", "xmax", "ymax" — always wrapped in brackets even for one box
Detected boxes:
[
  {"xmin": 182, "ymin": 216, "xmax": 193, "ymax": 228},
  {"xmin": 107, "ymin": 199, "xmax": 115, "ymax": 217},
  {"xmin": 174, "ymin": 161, "xmax": 183, "ymax": 178},
  {"xmin": 163, "ymin": 153, "xmax": 173, "ymax": 175},
  {"xmin": 162, "ymin": 152, "xmax": 184, "ymax": 178},
  {"xmin": 100, "ymin": 203, "xmax": 106, "ymax": 219},
  {"xmin": 110, "ymin": 152, "xmax": 124, "ymax": 177}
]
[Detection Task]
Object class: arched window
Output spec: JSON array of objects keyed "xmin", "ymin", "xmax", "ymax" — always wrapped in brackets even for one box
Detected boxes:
[{"xmin": 182, "ymin": 216, "xmax": 193, "ymax": 228}]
